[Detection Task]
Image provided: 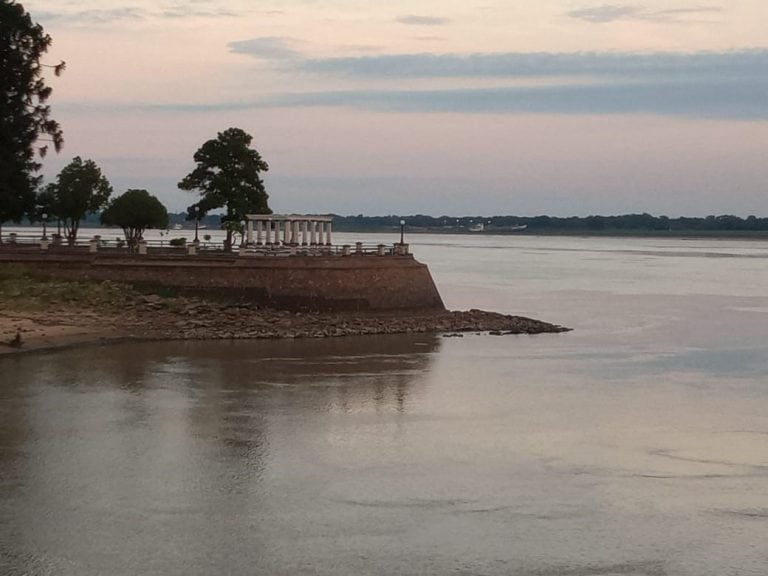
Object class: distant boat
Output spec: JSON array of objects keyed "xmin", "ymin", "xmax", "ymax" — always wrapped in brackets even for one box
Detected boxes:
[
  {"xmin": 468, "ymin": 223, "xmax": 527, "ymax": 232},
  {"xmin": 173, "ymin": 224, "xmax": 183, "ymax": 230}
]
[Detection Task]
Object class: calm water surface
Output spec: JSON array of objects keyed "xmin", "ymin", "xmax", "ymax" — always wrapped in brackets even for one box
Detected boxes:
[{"xmin": 2, "ymin": 234, "xmax": 768, "ymax": 576}]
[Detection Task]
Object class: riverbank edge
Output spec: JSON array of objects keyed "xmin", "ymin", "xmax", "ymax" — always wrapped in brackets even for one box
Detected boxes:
[{"xmin": 0, "ymin": 305, "xmax": 571, "ymax": 358}]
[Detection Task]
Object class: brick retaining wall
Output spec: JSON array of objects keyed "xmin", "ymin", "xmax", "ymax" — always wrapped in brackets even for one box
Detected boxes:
[{"xmin": 0, "ymin": 248, "xmax": 446, "ymax": 312}]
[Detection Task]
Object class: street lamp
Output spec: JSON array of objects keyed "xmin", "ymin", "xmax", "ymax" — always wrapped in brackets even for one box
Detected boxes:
[
  {"xmin": 399, "ymin": 219, "xmax": 405, "ymax": 245},
  {"xmin": 41, "ymin": 213, "xmax": 48, "ymax": 239}
]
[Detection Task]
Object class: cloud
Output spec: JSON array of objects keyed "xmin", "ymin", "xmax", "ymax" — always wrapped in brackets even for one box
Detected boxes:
[
  {"xmin": 35, "ymin": 8, "xmax": 147, "ymax": 25},
  {"xmin": 228, "ymin": 37, "xmax": 304, "ymax": 60},
  {"xmin": 396, "ymin": 15, "xmax": 451, "ymax": 26},
  {"xmin": 34, "ymin": 3, "xmax": 240, "ymax": 25},
  {"xmin": 299, "ymin": 49, "xmax": 768, "ymax": 80},
  {"xmin": 568, "ymin": 4, "xmax": 724, "ymax": 24},
  {"xmin": 259, "ymin": 78, "xmax": 768, "ymax": 119},
  {"xmin": 160, "ymin": 7, "xmax": 238, "ymax": 18},
  {"xmin": 57, "ymin": 73, "xmax": 768, "ymax": 120},
  {"xmin": 567, "ymin": 5, "xmax": 641, "ymax": 22}
]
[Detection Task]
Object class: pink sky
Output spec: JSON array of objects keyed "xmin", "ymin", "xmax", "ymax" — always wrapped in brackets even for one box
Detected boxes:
[{"xmin": 25, "ymin": 0, "xmax": 768, "ymax": 216}]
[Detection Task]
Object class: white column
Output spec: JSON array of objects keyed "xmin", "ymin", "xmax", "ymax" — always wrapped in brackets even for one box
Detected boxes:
[
  {"xmin": 292, "ymin": 220, "xmax": 300, "ymax": 245},
  {"xmin": 317, "ymin": 222, "xmax": 324, "ymax": 245},
  {"xmin": 283, "ymin": 220, "xmax": 290, "ymax": 245},
  {"xmin": 310, "ymin": 221, "xmax": 317, "ymax": 245},
  {"xmin": 247, "ymin": 220, "xmax": 254, "ymax": 244},
  {"xmin": 301, "ymin": 221, "xmax": 308, "ymax": 245},
  {"xmin": 256, "ymin": 220, "xmax": 264, "ymax": 245},
  {"xmin": 325, "ymin": 222, "xmax": 332, "ymax": 246}
]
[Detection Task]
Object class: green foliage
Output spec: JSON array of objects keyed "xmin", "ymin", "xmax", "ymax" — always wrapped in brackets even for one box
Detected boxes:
[
  {"xmin": 178, "ymin": 127, "xmax": 270, "ymax": 250},
  {"xmin": 169, "ymin": 237, "xmax": 186, "ymax": 247},
  {"xmin": 101, "ymin": 189, "xmax": 168, "ymax": 249},
  {"xmin": 50, "ymin": 157, "xmax": 112, "ymax": 243},
  {"xmin": 0, "ymin": 1, "xmax": 64, "ymax": 232}
]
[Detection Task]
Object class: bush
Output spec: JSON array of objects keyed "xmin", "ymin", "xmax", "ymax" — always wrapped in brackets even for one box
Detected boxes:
[{"xmin": 169, "ymin": 237, "xmax": 186, "ymax": 247}]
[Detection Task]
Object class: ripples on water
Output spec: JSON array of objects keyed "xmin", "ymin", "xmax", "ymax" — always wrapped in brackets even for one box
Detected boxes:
[{"xmin": 2, "ymin": 235, "xmax": 768, "ymax": 575}]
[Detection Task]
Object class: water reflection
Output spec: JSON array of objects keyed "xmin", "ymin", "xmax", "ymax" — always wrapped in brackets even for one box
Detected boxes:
[{"xmin": 0, "ymin": 335, "xmax": 439, "ymax": 576}]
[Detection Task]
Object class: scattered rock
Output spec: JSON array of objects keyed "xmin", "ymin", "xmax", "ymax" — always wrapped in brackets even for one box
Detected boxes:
[{"xmin": 7, "ymin": 329, "xmax": 22, "ymax": 348}]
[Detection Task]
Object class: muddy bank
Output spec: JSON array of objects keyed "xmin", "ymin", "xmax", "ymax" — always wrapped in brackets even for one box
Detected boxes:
[{"xmin": 0, "ymin": 275, "xmax": 569, "ymax": 356}]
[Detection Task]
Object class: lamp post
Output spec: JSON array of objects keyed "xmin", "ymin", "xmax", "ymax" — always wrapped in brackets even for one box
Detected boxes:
[
  {"xmin": 399, "ymin": 219, "xmax": 405, "ymax": 245},
  {"xmin": 41, "ymin": 213, "xmax": 48, "ymax": 239}
]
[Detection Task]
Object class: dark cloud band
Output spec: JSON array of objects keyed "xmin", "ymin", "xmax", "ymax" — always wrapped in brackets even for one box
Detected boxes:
[
  {"xmin": 299, "ymin": 49, "xmax": 768, "ymax": 80},
  {"xmin": 57, "ymin": 75, "xmax": 768, "ymax": 120}
]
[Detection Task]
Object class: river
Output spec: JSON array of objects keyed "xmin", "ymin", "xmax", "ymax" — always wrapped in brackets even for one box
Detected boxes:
[{"xmin": 2, "ymin": 234, "xmax": 768, "ymax": 575}]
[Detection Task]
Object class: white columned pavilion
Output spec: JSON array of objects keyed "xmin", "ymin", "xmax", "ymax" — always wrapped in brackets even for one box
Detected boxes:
[
  {"xmin": 245, "ymin": 214, "xmax": 335, "ymax": 247},
  {"xmin": 255, "ymin": 221, "xmax": 263, "ymax": 244}
]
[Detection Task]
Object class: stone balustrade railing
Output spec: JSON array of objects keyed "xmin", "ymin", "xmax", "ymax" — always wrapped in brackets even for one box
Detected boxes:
[{"xmin": 0, "ymin": 233, "xmax": 411, "ymax": 257}]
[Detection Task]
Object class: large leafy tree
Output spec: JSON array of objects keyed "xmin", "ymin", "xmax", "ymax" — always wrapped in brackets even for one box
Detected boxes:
[
  {"xmin": 101, "ymin": 189, "xmax": 168, "ymax": 249},
  {"xmin": 0, "ymin": 0, "xmax": 64, "ymax": 238},
  {"xmin": 178, "ymin": 128, "xmax": 270, "ymax": 250},
  {"xmin": 51, "ymin": 157, "xmax": 112, "ymax": 244}
]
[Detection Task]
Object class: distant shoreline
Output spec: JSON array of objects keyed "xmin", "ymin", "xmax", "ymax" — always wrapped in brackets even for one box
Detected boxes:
[{"xmin": 336, "ymin": 228, "xmax": 768, "ymax": 240}]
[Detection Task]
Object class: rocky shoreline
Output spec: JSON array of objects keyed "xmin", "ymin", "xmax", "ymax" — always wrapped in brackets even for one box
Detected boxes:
[
  {"xmin": 130, "ymin": 295, "xmax": 570, "ymax": 340},
  {"xmin": 0, "ymin": 275, "xmax": 570, "ymax": 355}
]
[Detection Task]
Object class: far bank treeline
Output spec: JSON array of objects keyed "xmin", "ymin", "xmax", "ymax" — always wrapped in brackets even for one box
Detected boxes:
[
  {"xmin": 72, "ymin": 211, "xmax": 768, "ymax": 236},
  {"xmin": 330, "ymin": 213, "xmax": 768, "ymax": 234}
]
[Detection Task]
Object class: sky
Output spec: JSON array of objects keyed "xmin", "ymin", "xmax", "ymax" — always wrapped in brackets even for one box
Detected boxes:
[{"xmin": 23, "ymin": 0, "xmax": 768, "ymax": 217}]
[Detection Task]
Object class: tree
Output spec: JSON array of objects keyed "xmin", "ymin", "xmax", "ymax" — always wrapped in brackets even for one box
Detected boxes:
[
  {"xmin": 101, "ymin": 189, "xmax": 168, "ymax": 250},
  {"xmin": 178, "ymin": 127, "xmax": 270, "ymax": 250},
  {"xmin": 1, "ymin": 0, "xmax": 65, "ymax": 238},
  {"xmin": 51, "ymin": 157, "xmax": 112, "ymax": 244}
]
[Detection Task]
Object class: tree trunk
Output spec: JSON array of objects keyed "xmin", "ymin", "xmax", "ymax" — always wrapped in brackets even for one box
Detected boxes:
[{"xmin": 67, "ymin": 220, "xmax": 78, "ymax": 245}]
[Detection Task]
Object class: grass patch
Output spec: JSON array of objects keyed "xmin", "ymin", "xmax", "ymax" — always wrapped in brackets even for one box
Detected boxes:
[{"xmin": 0, "ymin": 266, "xmax": 140, "ymax": 310}]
